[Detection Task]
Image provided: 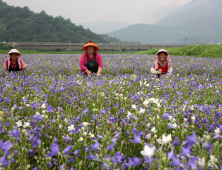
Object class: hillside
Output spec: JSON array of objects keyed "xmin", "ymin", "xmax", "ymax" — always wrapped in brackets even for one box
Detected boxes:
[
  {"xmin": 0, "ymin": 0, "xmax": 125, "ymax": 43},
  {"xmin": 154, "ymin": 0, "xmax": 222, "ymax": 26},
  {"xmin": 80, "ymin": 21, "xmax": 130, "ymax": 34},
  {"xmin": 107, "ymin": 15, "xmax": 222, "ymax": 44}
]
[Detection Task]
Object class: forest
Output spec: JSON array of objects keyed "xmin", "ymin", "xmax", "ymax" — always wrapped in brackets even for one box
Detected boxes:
[{"xmin": 0, "ymin": 0, "xmax": 127, "ymax": 44}]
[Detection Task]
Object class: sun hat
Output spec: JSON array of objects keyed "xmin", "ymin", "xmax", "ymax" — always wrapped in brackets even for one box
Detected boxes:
[
  {"xmin": 82, "ymin": 42, "xmax": 99, "ymax": 51},
  {"xmin": 8, "ymin": 49, "xmax": 21, "ymax": 56},
  {"xmin": 154, "ymin": 49, "xmax": 172, "ymax": 70},
  {"xmin": 7, "ymin": 49, "xmax": 22, "ymax": 69}
]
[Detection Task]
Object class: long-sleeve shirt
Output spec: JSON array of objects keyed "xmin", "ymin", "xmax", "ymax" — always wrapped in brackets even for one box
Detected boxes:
[
  {"xmin": 79, "ymin": 52, "xmax": 103, "ymax": 73},
  {"xmin": 150, "ymin": 61, "xmax": 173, "ymax": 74}
]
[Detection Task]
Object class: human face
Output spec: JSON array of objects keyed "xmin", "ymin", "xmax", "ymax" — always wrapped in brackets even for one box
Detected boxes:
[
  {"xmin": 159, "ymin": 52, "xmax": 167, "ymax": 61},
  {"xmin": 87, "ymin": 46, "xmax": 95, "ymax": 54},
  {"xmin": 10, "ymin": 53, "xmax": 18, "ymax": 61}
]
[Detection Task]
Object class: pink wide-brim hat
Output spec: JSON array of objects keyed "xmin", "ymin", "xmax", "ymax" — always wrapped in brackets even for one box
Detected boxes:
[
  {"xmin": 8, "ymin": 49, "xmax": 21, "ymax": 57},
  {"xmin": 154, "ymin": 49, "xmax": 172, "ymax": 69}
]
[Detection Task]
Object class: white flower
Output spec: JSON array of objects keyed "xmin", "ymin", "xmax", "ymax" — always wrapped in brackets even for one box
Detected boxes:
[
  {"xmin": 147, "ymin": 123, "xmax": 151, "ymax": 127},
  {"xmin": 143, "ymin": 100, "xmax": 149, "ymax": 107},
  {"xmin": 147, "ymin": 134, "xmax": 151, "ymax": 139},
  {"xmin": 209, "ymin": 155, "xmax": 218, "ymax": 167},
  {"xmin": 151, "ymin": 127, "xmax": 157, "ymax": 133},
  {"xmin": 139, "ymin": 108, "xmax": 145, "ymax": 114},
  {"xmin": 189, "ymin": 105, "xmax": 195, "ymax": 111},
  {"xmin": 83, "ymin": 122, "xmax": 89, "ymax": 127},
  {"xmin": 172, "ymin": 123, "xmax": 177, "ymax": 129},
  {"xmin": 140, "ymin": 145, "xmax": 155, "ymax": 158},
  {"xmin": 68, "ymin": 125, "xmax": 75, "ymax": 131},
  {"xmin": 23, "ymin": 122, "xmax": 30, "ymax": 128},
  {"xmin": 41, "ymin": 110, "xmax": 46, "ymax": 114},
  {"xmin": 157, "ymin": 115, "xmax": 159, "ymax": 119},
  {"xmin": 127, "ymin": 111, "xmax": 132, "ymax": 118},
  {"xmin": 157, "ymin": 138, "xmax": 162, "ymax": 144},
  {"xmin": 147, "ymin": 98, "xmax": 155, "ymax": 103},
  {"xmin": 83, "ymin": 132, "xmax": 88, "ymax": 136},
  {"xmin": 41, "ymin": 103, "xmax": 46, "ymax": 109},
  {"xmin": 79, "ymin": 137, "xmax": 83, "ymax": 141},
  {"xmin": 59, "ymin": 124, "xmax": 63, "ymax": 129},
  {"xmin": 90, "ymin": 134, "xmax": 95, "ymax": 138},
  {"xmin": 16, "ymin": 120, "xmax": 22, "ymax": 127},
  {"xmin": 131, "ymin": 105, "xmax": 136, "ymax": 109},
  {"xmin": 214, "ymin": 127, "xmax": 220, "ymax": 134},
  {"xmin": 35, "ymin": 111, "xmax": 40, "ymax": 115},
  {"xmin": 162, "ymin": 134, "xmax": 172, "ymax": 144},
  {"xmin": 168, "ymin": 115, "xmax": 173, "ymax": 121},
  {"xmin": 191, "ymin": 116, "xmax": 196, "ymax": 122},
  {"xmin": 198, "ymin": 157, "xmax": 205, "ymax": 167}
]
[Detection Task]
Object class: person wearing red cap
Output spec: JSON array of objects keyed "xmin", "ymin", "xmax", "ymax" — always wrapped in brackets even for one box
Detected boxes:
[
  {"xmin": 4, "ymin": 49, "xmax": 26, "ymax": 72},
  {"xmin": 79, "ymin": 41, "xmax": 103, "ymax": 76},
  {"xmin": 150, "ymin": 49, "xmax": 173, "ymax": 78}
]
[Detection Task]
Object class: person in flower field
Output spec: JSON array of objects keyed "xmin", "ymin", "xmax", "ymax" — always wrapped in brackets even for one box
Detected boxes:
[
  {"xmin": 150, "ymin": 49, "xmax": 173, "ymax": 78},
  {"xmin": 79, "ymin": 41, "xmax": 103, "ymax": 76},
  {"xmin": 4, "ymin": 49, "xmax": 26, "ymax": 72}
]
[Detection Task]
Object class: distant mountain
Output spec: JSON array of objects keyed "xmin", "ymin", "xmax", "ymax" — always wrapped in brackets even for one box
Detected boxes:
[
  {"xmin": 154, "ymin": 0, "xmax": 222, "ymax": 26},
  {"xmin": 80, "ymin": 21, "xmax": 131, "ymax": 34},
  {"xmin": 107, "ymin": 15, "xmax": 222, "ymax": 44}
]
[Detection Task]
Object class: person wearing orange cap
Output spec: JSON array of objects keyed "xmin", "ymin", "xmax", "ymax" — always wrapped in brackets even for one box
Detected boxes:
[
  {"xmin": 79, "ymin": 41, "xmax": 103, "ymax": 76},
  {"xmin": 4, "ymin": 49, "xmax": 26, "ymax": 72}
]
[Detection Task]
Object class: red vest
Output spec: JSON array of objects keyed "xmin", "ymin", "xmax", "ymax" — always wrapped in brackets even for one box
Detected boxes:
[{"xmin": 157, "ymin": 63, "xmax": 168, "ymax": 74}]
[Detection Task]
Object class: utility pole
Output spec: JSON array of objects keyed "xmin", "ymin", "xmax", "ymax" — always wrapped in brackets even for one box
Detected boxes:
[
  {"xmin": 69, "ymin": 41, "xmax": 71, "ymax": 52},
  {"xmin": 183, "ymin": 37, "xmax": 188, "ymax": 45}
]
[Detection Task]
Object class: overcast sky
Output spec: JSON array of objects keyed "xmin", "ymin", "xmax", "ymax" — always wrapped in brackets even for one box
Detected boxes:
[{"xmin": 3, "ymin": 0, "xmax": 192, "ymax": 25}]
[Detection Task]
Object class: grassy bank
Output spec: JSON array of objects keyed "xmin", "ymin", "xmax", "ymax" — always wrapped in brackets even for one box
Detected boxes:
[{"xmin": 134, "ymin": 44, "xmax": 222, "ymax": 58}]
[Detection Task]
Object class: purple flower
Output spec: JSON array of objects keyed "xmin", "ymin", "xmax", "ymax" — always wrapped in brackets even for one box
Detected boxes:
[
  {"xmin": 63, "ymin": 145, "xmax": 72, "ymax": 154},
  {"xmin": 47, "ymin": 162, "xmax": 52, "ymax": 168},
  {"xmin": 5, "ymin": 97, "xmax": 12, "ymax": 103},
  {"xmin": 114, "ymin": 103, "xmax": 119, "ymax": 108},
  {"xmin": 185, "ymin": 131, "xmax": 197, "ymax": 147},
  {"xmin": 99, "ymin": 109, "xmax": 106, "ymax": 115},
  {"xmin": 90, "ymin": 141, "xmax": 100, "ymax": 151},
  {"xmin": 167, "ymin": 150, "xmax": 174, "ymax": 159},
  {"xmin": 167, "ymin": 123, "xmax": 173, "ymax": 129},
  {"xmin": 170, "ymin": 157, "xmax": 181, "ymax": 167},
  {"xmin": 47, "ymin": 105, "xmax": 54, "ymax": 113},
  {"xmin": 180, "ymin": 146, "xmax": 192, "ymax": 158},
  {"xmin": 0, "ymin": 154, "xmax": 9, "ymax": 167},
  {"xmin": 187, "ymin": 156, "xmax": 199, "ymax": 169},
  {"xmin": 162, "ymin": 113, "xmax": 169, "ymax": 120},
  {"xmin": 86, "ymin": 153, "xmax": 94, "ymax": 160},
  {"xmin": 0, "ymin": 140, "xmax": 13, "ymax": 152},
  {"xmin": 46, "ymin": 143, "xmax": 60, "ymax": 157},
  {"xmin": 33, "ymin": 166, "xmax": 38, "ymax": 170},
  {"xmin": 63, "ymin": 136, "xmax": 71, "ymax": 141},
  {"xmin": 130, "ymin": 133, "xmax": 141, "ymax": 144},
  {"xmin": 173, "ymin": 136, "xmax": 181, "ymax": 146},
  {"xmin": 107, "ymin": 144, "xmax": 114, "ymax": 151},
  {"xmin": 9, "ymin": 129, "xmax": 20, "ymax": 138},
  {"xmin": 23, "ymin": 98, "xmax": 28, "ymax": 103}
]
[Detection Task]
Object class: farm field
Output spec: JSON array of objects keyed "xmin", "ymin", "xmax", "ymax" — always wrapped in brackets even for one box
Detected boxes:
[{"xmin": 0, "ymin": 54, "xmax": 222, "ymax": 170}]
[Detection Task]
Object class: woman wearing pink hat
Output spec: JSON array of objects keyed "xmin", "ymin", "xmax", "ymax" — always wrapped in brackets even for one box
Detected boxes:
[
  {"xmin": 4, "ymin": 49, "xmax": 26, "ymax": 72},
  {"xmin": 79, "ymin": 41, "xmax": 103, "ymax": 76},
  {"xmin": 150, "ymin": 49, "xmax": 173, "ymax": 78}
]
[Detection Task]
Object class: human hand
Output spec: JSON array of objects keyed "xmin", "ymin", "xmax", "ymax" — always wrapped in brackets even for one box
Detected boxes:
[{"xmin": 86, "ymin": 70, "xmax": 92, "ymax": 75}]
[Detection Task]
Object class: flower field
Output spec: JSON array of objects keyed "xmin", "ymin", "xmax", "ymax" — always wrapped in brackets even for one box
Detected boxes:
[{"xmin": 0, "ymin": 54, "xmax": 222, "ymax": 170}]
